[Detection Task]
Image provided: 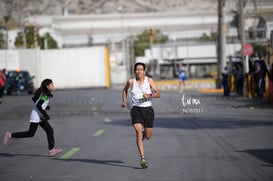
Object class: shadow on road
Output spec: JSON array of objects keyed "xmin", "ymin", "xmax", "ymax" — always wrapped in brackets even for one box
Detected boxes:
[
  {"xmin": 0, "ymin": 152, "xmax": 49, "ymax": 158},
  {"xmin": 53, "ymin": 158, "xmax": 140, "ymax": 169},
  {"xmin": 156, "ymin": 117, "xmax": 273, "ymax": 130},
  {"xmin": 237, "ymin": 149, "xmax": 273, "ymax": 167},
  {"xmin": 0, "ymin": 152, "xmax": 141, "ymax": 169},
  {"xmin": 110, "ymin": 117, "xmax": 273, "ymax": 130}
]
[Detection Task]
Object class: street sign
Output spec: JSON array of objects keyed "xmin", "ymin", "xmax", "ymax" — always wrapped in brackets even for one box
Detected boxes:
[{"xmin": 244, "ymin": 44, "xmax": 253, "ymax": 56}]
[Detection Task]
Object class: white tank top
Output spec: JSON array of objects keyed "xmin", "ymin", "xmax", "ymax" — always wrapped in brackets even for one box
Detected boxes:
[
  {"xmin": 131, "ymin": 76, "xmax": 152, "ymax": 107},
  {"xmin": 29, "ymin": 95, "xmax": 50, "ymax": 123}
]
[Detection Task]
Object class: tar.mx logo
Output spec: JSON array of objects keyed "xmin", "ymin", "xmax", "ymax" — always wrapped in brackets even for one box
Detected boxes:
[{"xmin": 181, "ymin": 94, "xmax": 204, "ymax": 114}]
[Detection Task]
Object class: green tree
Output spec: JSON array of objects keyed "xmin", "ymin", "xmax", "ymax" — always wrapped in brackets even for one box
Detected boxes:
[
  {"xmin": 14, "ymin": 25, "xmax": 36, "ymax": 48},
  {"xmin": 15, "ymin": 26, "xmax": 58, "ymax": 49},
  {"xmin": 132, "ymin": 29, "xmax": 168, "ymax": 57},
  {"xmin": 25, "ymin": 25, "xmax": 35, "ymax": 48},
  {"xmin": 198, "ymin": 31, "xmax": 217, "ymax": 42},
  {"xmin": 14, "ymin": 32, "xmax": 24, "ymax": 48},
  {"xmin": 39, "ymin": 33, "xmax": 58, "ymax": 49},
  {"xmin": 252, "ymin": 43, "xmax": 267, "ymax": 57},
  {"xmin": 234, "ymin": 43, "xmax": 267, "ymax": 57}
]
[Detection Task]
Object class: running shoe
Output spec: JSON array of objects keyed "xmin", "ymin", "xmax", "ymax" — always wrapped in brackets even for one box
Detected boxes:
[
  {"xmin": 141, "ymin": 158, "xmax": 148, "ymax": 169},
  {"xmin": 3, "ymin": 131, "xmax": 11, "ymax": 146},
  {"xmin": 49, "ymin": 148, "xmax": 63, "ymax": 156}
]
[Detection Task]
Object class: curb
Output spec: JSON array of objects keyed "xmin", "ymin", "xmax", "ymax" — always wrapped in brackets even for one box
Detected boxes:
[
  {"xmin": 155, "ymin": 78, "xmax": 217, "ymax": 92},
  {"xmin": 199, "ymin": 89, "xmax": 223, "ymax": 93}
]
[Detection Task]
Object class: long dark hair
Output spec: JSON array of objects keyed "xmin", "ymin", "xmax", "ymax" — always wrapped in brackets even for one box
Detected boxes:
[
  {"xmin": 32, "ymin": 79, "xmax": 53, "ymax": 102},
  {"xmin": 134, "ymin": 62, "xmax": 146, "ymax": 71}
]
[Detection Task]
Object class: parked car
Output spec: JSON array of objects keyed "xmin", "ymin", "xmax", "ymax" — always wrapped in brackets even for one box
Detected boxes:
[{"xmin": 5, "ymin": 70, "xmax": 35, "ymax": 95}]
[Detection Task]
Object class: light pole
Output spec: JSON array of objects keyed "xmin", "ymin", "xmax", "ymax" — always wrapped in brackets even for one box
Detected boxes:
[
  {"xmin": 239, "ymin": 0, "xmax": 247, "ymax": 97},
  {"xmin": 117, "ymin": 5, "xmax": 130, "ymax": 79},
  {"xmin": 149, "ymin": 28, "xmax": 155, "ymax": 78},
  {"xmin": 117, "ymin": 5, "xmax": 125, "ymax": 48},
  {"xmin": 217, "ymin": 0, "xmax": 226, "ymax": 88},
  {"xmin": 3, "ymin": 16, "xmax": 9, "ymax": 49},
  {"xmin": 21, "ymin": 18, "xmax": 29, "ymax": 49},
  {"xmin": 4, "ymin": 15, "xmax": 10, "ymax": 69},
  {"xmin": 3, "ymin": 0, "xmax": 12, "ymax": 68}
]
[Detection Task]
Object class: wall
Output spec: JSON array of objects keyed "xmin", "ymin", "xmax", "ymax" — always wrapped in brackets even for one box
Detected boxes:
[
  {"xmin": 0, "ymin": 46, "xmax": 111, "ymax": 89},
  {"xmin": 0, "ymin": 50, "xmax": 19, "ymax": 69},
  {"xmin": 149, "ymin": 43, "xmax": 242, "ymax": 64}
]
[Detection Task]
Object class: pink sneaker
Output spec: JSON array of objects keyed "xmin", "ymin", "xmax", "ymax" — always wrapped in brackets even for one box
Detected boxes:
[
  {"xmin": 49, "ymin": 148, "xmax": 63, "ymax": 157},
  {"xmin": 3, "ymin": 131, "xmax": 11, "ymax": 146}
]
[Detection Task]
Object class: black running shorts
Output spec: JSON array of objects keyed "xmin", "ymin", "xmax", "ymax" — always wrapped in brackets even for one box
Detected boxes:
[{"xmin": 130, "ymin": 106, "xmax": 154, "ymax": 128}]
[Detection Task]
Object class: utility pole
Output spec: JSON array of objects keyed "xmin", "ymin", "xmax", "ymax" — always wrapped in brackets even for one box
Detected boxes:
[
  {"xmin": 240, "ymin": 0, "xmax": 247, "ymax": 96},
  {"xmin": 3, "ymin": 0, "xmax": 12, "ymax": 69},
  {"xmin": 221, "ymin": 1, "xmax": 226, "ymax": 73},
  {"xmin": 217, "ymin": 0, "xmax": 226, "ymax": 88},
  {"xmin": 149, "ymin": 28, "xmax": 155, "ymax": 78}
]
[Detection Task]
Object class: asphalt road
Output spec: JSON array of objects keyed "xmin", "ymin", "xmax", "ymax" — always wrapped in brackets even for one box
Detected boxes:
[{"xmin": 0, "ymin": 89, "xmax": 272, "ymax": 181}]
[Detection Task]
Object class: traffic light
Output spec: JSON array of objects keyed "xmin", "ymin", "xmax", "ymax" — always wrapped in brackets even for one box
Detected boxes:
[
  {"xmin": 149, "ymin": 28, "xmax": 154, "ymax": 36},
  {"xmin": 271, "ymin": 30, "xmax": 273, "ymax": 49}
]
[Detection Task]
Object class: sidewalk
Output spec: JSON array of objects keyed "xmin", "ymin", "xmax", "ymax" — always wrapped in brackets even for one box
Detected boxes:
[
  {"xmin": 155, "ymin": 78, "xmax": 218, "ymax": 92},
  {"xmin": 203, "ymin": 92, "xmax": 272, "ymax": 109},
  {"xmin": 154, "ymin": 78, "xmax": 273, "ymax": 109},
  {"xmin": 111, "ymin": 78, "xmax": 272, "ymax": 108}
]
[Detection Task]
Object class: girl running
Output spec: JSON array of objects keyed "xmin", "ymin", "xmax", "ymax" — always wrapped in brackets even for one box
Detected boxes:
[
  {"xmin": 177, "ymin": 64, "xmax": 186, "ymax": 93},
  {"xmin": 3, "ymin": 79, "xmax": 63, "ymax": 156},
  {"xmin": 122, "ymin": 62, "xmax": 160, "ymax": 168}
]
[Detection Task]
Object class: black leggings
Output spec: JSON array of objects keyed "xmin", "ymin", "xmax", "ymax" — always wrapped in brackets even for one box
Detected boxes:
[
  {"xmin": 11, "ymin": 120, "xmax": 55, "ymax": 150},
  {"xmin": 0, "ymin": 86, "xmax": 4, "ymax": 98}
]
